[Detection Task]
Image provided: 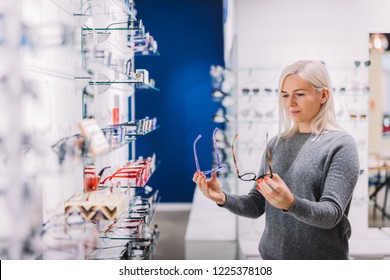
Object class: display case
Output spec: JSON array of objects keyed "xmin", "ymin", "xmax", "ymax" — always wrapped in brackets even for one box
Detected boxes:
[{"xmin": 0, "ymin": 0, "xmax": 161, "ymax": 260}]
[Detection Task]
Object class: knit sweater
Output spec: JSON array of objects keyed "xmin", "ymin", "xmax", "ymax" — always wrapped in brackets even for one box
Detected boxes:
[{"xmin": 222, "ymin": 131, "xmax": 360, "ymax": 260}]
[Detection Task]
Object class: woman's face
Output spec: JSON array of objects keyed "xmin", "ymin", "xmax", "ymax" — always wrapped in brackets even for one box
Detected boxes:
[{"xmin": 281, "ymin": 74, "xmax": 326, "ymax": 133}]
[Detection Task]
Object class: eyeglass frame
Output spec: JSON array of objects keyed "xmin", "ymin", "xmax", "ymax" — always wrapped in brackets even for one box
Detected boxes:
[
  {"xmin": 193, "ymin": 127, "xmax": 225, "ymax": 175},
  {"xmin": 231, "ymin": 132, "xmax": 273, "ymax": 181}
]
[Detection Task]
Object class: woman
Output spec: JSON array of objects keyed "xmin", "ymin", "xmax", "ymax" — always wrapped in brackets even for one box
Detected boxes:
[{"xmin": 192, "ymin": 60, "xmax": 360, "ymax": 260}]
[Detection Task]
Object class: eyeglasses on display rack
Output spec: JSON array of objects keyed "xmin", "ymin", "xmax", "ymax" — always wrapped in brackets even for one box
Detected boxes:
[
  {"xmin": 242, "ymin": 88, "xmax": 278, "ymax": 96},
  {"xmin": 354, "ymin": 60, "xmax": 371, "ymax": 68},
  {"xmin": 193, "ymin": 127, "xmax": 225, "ymax": 175},
  {"xmin": 231, "ymin": 132, "xmax": 273, "ymax": 181}
]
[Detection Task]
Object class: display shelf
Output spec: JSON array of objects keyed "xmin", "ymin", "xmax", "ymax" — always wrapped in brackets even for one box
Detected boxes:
[
  {"xmin": 81, "ymin": 21, "xmax": 145, "ymax": 43},
  {"xmin": 126, "ymin": 125, "xmax": 160, "ymax": 136},
  {"xmin": 135, "ymin": 50, "xmax": 160, "ymax": 56},
  {"xmin": 51, "ymin": 131, "xmax": 135, "ymax": 165},
  {"xmin": 76, "ymin": 0, "xmax": 137, "ymax": 21},
  {"xmin": 88, "ymin": 225, "xmax": 159, "ymax": 259},
  {"xmin": 82, "ymin": 53, "xmax": 159, "ymax": 84},
  {"xmin": 82, "ymin": 57, "xmax": 129, "ymax": 80},
  {"xmin": 88, "ymin": 80, "xmax": 160, "ymax": 91},
  {"xmin": 97, "ymin": 160, "xmax": 161, "ymax": 190},
  {"xmin": 40, "ymin": 213, "xmax": 100, "ymax": 259},
  {"xmin": 107, "ymin": 137, "xmax": 136, "ymax": 151},
  {"xmin": 99, "ymin": 202, "xmax": 160, "ymax": 241},
  {"xmin": 81, "ymin": 21, "xmax": 157, "ymax": 55},
  {"xmin": 106, "ymin": 121, "xmax": 160, "ymax": 137},
  {"xmin": 82, "ymin": 18, "xmax": 143, "ymax": 30}
]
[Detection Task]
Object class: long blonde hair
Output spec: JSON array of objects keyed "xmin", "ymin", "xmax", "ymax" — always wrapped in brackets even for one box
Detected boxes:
[{"xmin": 277, "ymin": 60, "xmax": 343, "ymax": 140}]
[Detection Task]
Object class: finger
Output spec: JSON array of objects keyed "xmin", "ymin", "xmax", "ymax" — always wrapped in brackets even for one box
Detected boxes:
[
  {"xmin": 256, "ymin": 182, "xmax": 265, "ymax": 196},
  {"xmin": 192, "ymin": 171, "xmax": 199, "ymax": 182},
  {"xmin": 199, "ymin": 173, "xmax": 207, "ymax": 190},
  {"xmin": 264, "ymin": 176, "xmax": 278, "ymax": 191},
  {"xmin": 256, "ymin": 184, "xmax": 271, "ymax": 202},
  {"xmin": 210, "ymin": 171, "xmax": 217, "ymax": 181},
  {"xmin": 194, "ymin": 172, "xmax": 203, "ymax": 185},
  {"xmin": 270, "ymin": 173, "xmax": 282, "ymax": 183},
  {"xmin": 256, "ymin": 178, "xmax": 273, "ymax": 197}
]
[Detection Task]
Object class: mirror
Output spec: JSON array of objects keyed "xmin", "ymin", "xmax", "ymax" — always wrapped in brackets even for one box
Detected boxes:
[{"xmin": 368, "ymin": 33, "xmax": 390, "ymax": 227}]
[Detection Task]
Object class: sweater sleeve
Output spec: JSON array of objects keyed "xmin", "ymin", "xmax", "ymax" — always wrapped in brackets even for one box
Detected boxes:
[
  {"xmin": 222, "ymin": 184, "xmax": 266, "ymax": 219},
  {"xmin": 286, "ymin": 135, "xmax": 360, "ymax": 229}
]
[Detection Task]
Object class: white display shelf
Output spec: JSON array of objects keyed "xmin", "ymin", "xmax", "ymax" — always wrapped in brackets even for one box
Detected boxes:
[
  {"xmin": 185, "ymin": 187, "xmax": 237, "ymax": 260},
  {"xmin": 349, "ymin": 227, "xmax": 390, "ymax": 259}
]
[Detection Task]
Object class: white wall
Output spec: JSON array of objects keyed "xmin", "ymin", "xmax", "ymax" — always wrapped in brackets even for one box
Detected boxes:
[{"xmin": 237, "ymin": 0, "xmax": 390, "ymax": 67}]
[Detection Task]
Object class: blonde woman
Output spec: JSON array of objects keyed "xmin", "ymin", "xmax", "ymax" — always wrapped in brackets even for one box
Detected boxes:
[{"xmin": 193, "ymin": 60, "xmax": 360, "ymax": 260}]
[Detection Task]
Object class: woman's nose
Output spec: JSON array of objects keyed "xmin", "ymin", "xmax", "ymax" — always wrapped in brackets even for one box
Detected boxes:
[{"xmin": 287, "ymin": 96, "xmax": 297, "ymax": 106}]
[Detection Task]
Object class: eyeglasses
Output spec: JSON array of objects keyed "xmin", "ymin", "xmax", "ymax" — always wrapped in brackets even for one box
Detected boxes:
[
  {"xmin": 354, "ymin": 60, "xmax": 371, "ymax": 68},
  {"xmin": 232, "ymin": 132, "xmax": 273, "ymax": 181},
  {"xmin": 193, "ymin": 127, "xmax": 225, "ymax": 175},
  {"xmin": 242, "ymin": 88, "xmax": 277, "ymax": 96}
]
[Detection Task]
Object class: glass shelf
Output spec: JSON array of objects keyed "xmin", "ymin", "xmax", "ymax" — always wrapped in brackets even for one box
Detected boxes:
[
  {"xmin": 51, "ymin": 130, "xmax": 135, "ymax": 165},
  {"xmin": 107, "ymin": 121, "xmax": 159, "ymax": 136},
  {"xmin": 135, "ymin": 50, "xmax": 160, "ymax": 57},
  {"xmin": 82, "ymin": 26, "xmax": 143, "ymax": 33},
  {"xmin": 81, "ymin": 21, "xmax": 145, "ymax": 38},
  {"xmin": 82, "ymin": 56, "xmax": 129, "ymax": 81},
  {"xmin": 97, "ymin": 160, "xmax": 161, "ymax": 190},
  {"xmin": 107, "ymin": 137, "xmax": 136, "ymax": 152},
  {"xmin": 99, "ymin": 192, "xmax": 161, "ymax": 240},
  {"xmin": 76, "ymin": 0, "xmax": 137, "ymax": 21},
  {"xmin": 81, "ymin": 21, "xmax": 157, "ymax": 55},
  {"xmin": 130, "ymin": 160, "xmax": 161, "ymax": 189},
  {"xmin": 89, "ymin": 80, "xmax": 160, "ymax": 91},
  {"xmin": 125, "ymin": 125, "xmax": 160, "ymax": 136}
]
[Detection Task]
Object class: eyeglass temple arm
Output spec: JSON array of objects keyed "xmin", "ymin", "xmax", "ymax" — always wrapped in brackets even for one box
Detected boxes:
[
  {"xmin": 265, "ymin": 133, "xmax": 273, "ymax": 178},
  {"xmin": 193, "ymin": 135, "xmax": 201, "ymax": 171},
  {"xmin": 212, "ymin": 128, "xmax": 222, "ymax": 167},
  {"xmin": 232, "ymin": 133, "xmax": 241, "ymax": 176}
]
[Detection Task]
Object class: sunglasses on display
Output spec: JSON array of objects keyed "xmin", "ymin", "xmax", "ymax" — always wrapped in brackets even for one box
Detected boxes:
[
  {"xmin": 231, "ymin": 132, "xmax": 273, "ymax": 181},
  {"xmin": 193, "ymin": 127, "xmax": 226, "ymax": 175}
]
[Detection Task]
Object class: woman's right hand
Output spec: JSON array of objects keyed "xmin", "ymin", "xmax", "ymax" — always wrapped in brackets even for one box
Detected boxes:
[{"xmin": 192, "ymin": 171, "xmax": 226, "ymax": 205}]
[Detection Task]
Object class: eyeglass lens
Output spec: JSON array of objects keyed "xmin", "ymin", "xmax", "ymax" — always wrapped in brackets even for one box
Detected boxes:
[
  {"xmin": 232, "ymin": 132, "xmax": 272, "ymax": 181},
  {"xmin": 193, "ymin": 127, "xmax": 225, "ymax": 175}
]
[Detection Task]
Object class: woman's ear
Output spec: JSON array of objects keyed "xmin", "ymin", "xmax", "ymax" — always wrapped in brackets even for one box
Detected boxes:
[{"xmin": 321, "ymin": 87, "xmax": 330, "ymax": 104}]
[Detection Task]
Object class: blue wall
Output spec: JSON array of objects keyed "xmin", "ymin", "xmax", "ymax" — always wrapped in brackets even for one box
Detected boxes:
[{"xmin": 133, "ymin": 0, "xmax": 224, "ymax": 202}]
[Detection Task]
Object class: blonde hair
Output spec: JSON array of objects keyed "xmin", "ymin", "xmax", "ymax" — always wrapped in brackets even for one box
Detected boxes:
[{"xmin": 277, "ymin": 60, "xmax": 343, "ymax": 140}]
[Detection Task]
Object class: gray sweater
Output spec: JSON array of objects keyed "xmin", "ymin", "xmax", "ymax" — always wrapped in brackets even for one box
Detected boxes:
[{"xmin": 222, "ymin": 131, "xmax": 360, "ymax": 259}]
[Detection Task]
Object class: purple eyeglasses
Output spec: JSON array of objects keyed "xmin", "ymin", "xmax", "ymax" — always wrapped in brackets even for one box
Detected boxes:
[{"xmin": 193, "ymin": 127, "xmax": 225, "ymax": 175}]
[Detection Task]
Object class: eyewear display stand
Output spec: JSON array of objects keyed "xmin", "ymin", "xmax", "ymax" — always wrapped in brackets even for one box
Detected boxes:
[
  {"xmin": 0, "ymin": 0, "xmax": 161, "ymax": 260},
  {"xmin": 75, "ymin": 0, "xmax": 161, "ymax": 260}
]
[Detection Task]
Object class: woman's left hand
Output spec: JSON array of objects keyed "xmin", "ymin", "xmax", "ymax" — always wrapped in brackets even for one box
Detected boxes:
[{"xmin": 256, "ymin": 173, "xmax": 295, "ymax": 211}]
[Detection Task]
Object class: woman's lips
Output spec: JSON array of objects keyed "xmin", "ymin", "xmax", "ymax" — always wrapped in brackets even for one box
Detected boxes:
[{"xmin": 290, "ymin": 110, "xmax": 301, "ymax": 115}]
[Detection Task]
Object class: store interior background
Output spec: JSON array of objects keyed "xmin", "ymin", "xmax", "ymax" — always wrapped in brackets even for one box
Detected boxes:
[
  {"xmin": 1, "ymin": 0, "xmax": 390, "ymax": 260},
  {"xmin": 186, "ymin": 0, "xmax": 390, "ymax": 259}
]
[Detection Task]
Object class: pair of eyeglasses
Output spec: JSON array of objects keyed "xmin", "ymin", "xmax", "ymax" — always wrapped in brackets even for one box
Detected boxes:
[
  {"xmin": 354, "ymin": 60, "xmax": 370, "ymax": 68},
  {"xmin": 193, "ymin": 127, "xmax": 226, "ymax": 175},
  {"xmin": 242, "ymin": 88, "xmax": 276, "ymax": 95},
  {"xmin": 232, "ymin": 132, "xmax": 273, "ymax": 181}
]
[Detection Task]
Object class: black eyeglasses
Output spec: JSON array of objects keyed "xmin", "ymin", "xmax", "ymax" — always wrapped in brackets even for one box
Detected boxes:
[{"xmin": 231, "ymin": 132, "xmax": 273, "ymax": 181}]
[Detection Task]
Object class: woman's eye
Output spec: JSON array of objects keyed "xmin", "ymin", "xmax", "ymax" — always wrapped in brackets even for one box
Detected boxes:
[{"xmin": 281, "ymin": 94, "xmax": 288, "ymax": 98}]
